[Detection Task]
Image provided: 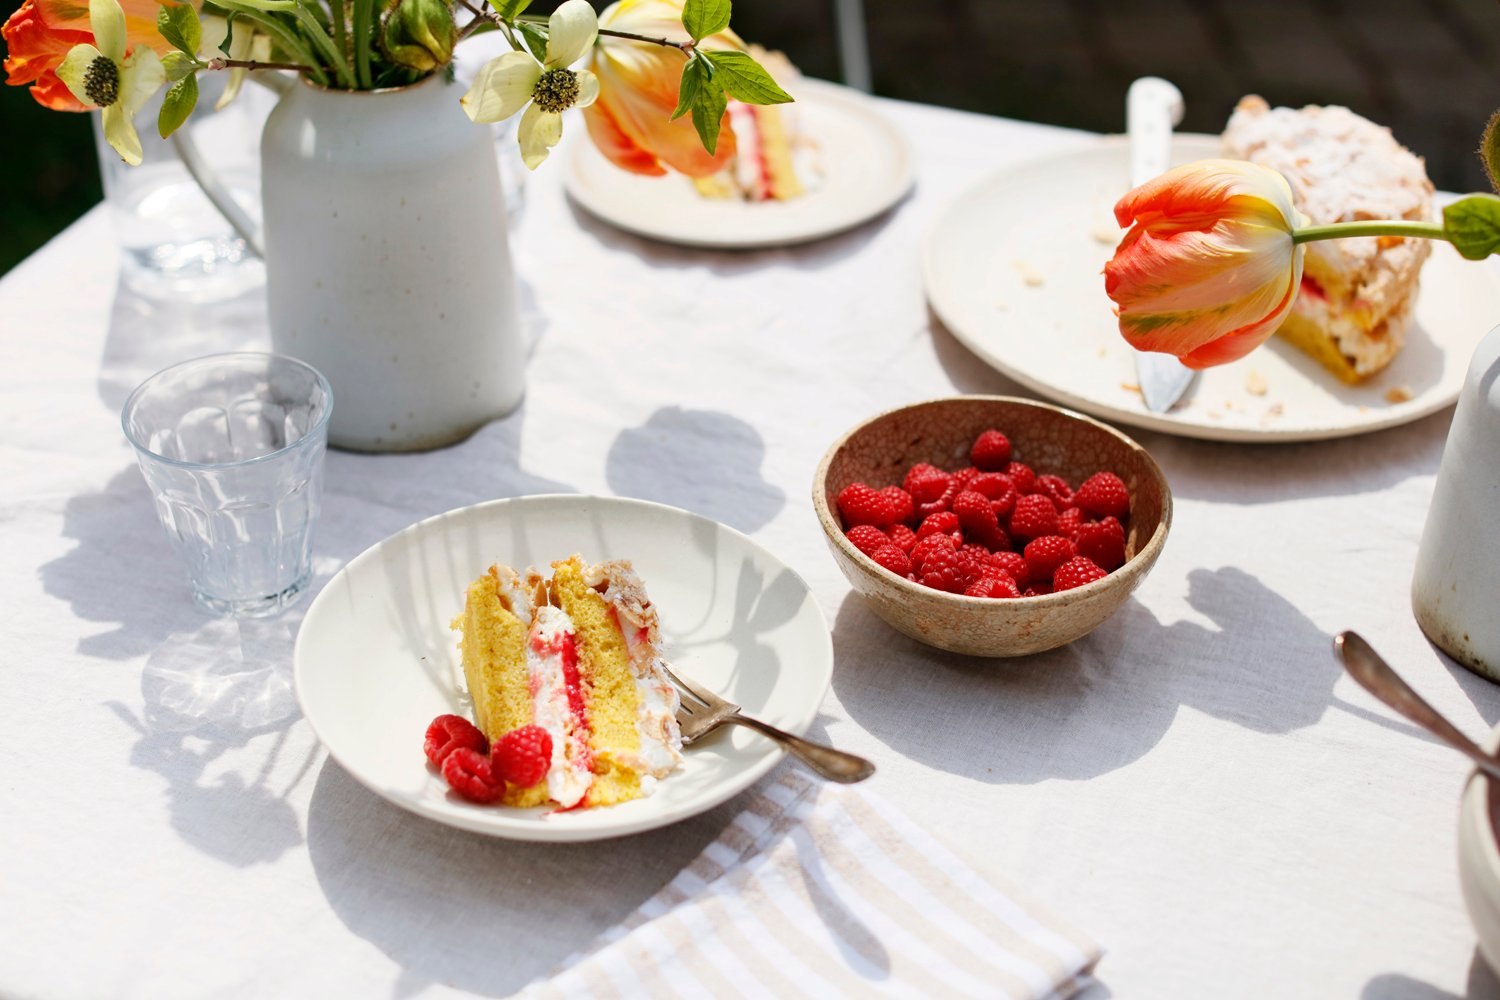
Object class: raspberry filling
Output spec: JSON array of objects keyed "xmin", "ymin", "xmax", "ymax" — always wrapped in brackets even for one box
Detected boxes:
[{"xmin": 526, "ymin": 609, "xmax": 594, "ymax": 807}]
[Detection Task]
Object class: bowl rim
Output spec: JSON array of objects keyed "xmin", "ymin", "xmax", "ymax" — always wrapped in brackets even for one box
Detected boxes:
[
  {"xmin": 1464, "ymin": 726, "xmax": 1500, "ymax": 880},
  {"xmin": 811, "ymin": 394, "xmax": 1173, "ymax": 605}
]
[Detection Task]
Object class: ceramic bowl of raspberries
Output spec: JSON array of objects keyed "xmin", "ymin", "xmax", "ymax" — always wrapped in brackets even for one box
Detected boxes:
[{"xmin": 813, "ymin": 396, "xmax": 1171, "ymax": 656}]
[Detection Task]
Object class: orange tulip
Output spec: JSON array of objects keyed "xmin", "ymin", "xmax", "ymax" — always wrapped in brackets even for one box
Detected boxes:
[
  {"xmin": 582, "ymin": 0, "xmax": 737, "ymax": 178},
  {"xmin": 3, "ymin": 0, "xmax": 169, "ymax": 111},
  {"xmin": 1104, "ymin": 159, "xmax": 1307, "ymax": 369}
]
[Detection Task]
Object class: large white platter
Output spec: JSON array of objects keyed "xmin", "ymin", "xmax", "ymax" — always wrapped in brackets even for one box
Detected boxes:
[
  {"xmin": 923, "ymin": 134, "xmax": 1500, "ymax": 442},
  {"xmin": 565, "ymin": 78, "xmax": 913, "ymax": 249},
  {"xmin": 294, "ymin": 494, "xmax": 832, "ymax": 842}
]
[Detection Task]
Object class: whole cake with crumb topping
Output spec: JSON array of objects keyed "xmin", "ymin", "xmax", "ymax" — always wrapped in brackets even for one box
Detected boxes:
[
  {"xmin": 452, "ymin": 556, "xmax": 682, "ymax": 809},
  {"xmin": 1222, "ymin": 95, "xmax": 1435, "ymax": 383}
]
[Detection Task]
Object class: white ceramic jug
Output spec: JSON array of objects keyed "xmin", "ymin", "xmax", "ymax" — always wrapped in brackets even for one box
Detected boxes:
[
  {"xmin": 187, "ymin": 73, "xmax": 524, "ymax": 451},
  {"xmin": 1412, "ymin": 323, "xmax": 1500, "ymax": 680}
]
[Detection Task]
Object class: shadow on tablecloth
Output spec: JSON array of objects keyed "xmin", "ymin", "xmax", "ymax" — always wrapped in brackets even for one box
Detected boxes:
[{"xmin": 1363, "ymin": 950, "xmax": 1500, "ymax": 999}]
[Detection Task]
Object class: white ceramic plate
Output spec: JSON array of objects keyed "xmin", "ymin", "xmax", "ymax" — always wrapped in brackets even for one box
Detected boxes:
[
  {"xmin": 294, "ymin": 495, "xmax": 832, "ymax": 842},
  {"xmin": 564, "ymin": 79, "xmax": 913, "ymax": 249},
  {"xmin": 924, "ymin": 134, "xmax": 1500, "ymax": 442}
]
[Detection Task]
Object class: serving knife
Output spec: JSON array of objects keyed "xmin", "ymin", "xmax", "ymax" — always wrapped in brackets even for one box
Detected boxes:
[{"xmin": 1126, "ymin": 77, "xmax": 1197, "ymax": 413}]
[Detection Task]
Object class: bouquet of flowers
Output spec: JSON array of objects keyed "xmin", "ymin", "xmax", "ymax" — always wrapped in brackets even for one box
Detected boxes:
[{"xmin": 2, "ymin": 0, "xmax": 789, "ymax": 171}]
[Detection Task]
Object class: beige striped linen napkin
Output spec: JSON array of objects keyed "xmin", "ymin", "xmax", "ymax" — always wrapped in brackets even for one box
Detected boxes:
[{"xmin": 521, "ymin": 770, "xmax": 1102, "ymax": 999}]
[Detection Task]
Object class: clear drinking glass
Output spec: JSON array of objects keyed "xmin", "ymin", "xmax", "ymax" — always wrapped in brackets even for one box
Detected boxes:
[{"xmin": 121, "ymin": 353, "xmax": 332, "ymax": 617}]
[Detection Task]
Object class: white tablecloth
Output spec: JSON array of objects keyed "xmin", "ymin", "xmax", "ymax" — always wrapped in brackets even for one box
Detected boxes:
[{"xmin": 6, "ymin": 91, "xmax": 1500, "ymax": 999}]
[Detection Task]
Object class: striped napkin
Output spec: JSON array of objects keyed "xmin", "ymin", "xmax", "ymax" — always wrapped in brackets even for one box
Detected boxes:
[{"xmin": 522, "ymin": 771, "xmax": 1102, "ymax": 999}]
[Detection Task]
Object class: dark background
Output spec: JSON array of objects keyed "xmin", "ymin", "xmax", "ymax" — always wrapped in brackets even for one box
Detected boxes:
[{"xmin": 3, "ymin": 0, "xmax": 1497, "ymax": 275}]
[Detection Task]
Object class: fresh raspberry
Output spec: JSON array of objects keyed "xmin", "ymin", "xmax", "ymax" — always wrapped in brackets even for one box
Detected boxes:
[
  {"xmin": 1008, "ymin": 494, "xmax": 1059, "ymax": 541},
  {"xmin": 1005, "ymin": 461, "xmax": 1037, "ymax": 494},
  {"xmin": 970, "ymin": 471, "xmax": 1017, "ymax": 513},
  {"xmin": 1053, "ymin": 556, "xmax": 1109, "ymax": 592},
  {"xmin": 914, "ymin": 479, "xmax": 959, "ymax": 519},
  {"xmin": 491, "ymin": 725, "xmax": 553, "ymax": 788},
  {"xmin": 919, "ymin": 548, "xmax": 968, "ymax": 593},
  {"xmin": 1023, "ymin": 535, "xmax": 1077, "ymax": 582},
  {"xmin": 955, "ymin": 543, "xmax": 998, "ymax": 587},
  {"xmin": 902, "ymin": 463, "xmax": 943, "ymax": 493},
  {"xmin": 870, "ymin": 544, "xmax": 911, "ymax": 577},
  {"xmin": 989, "ymin": 550, "xmax": 1030, "ymax": 587},
  {"xmin": 1056, "ymin": 506, "xmax": 1084, "ymax": 541},
  {"xmin": 906, "ymin": 469, "xmax": 953, "ymax": 505},
  {"xmin": 917, "ymin": 511, "xmax": 962, "ymax": 541},
  {"xmin": 1035, "ymin": 474, "xmax": 1075, "ymax": 509},
  {"xmin": 952, "ymin": 466, "xmax": 982, "ymax": 492},
  {"xmin": 845, "ymin": 524, "xmax": 890, "ymax": 557},
  {"xmin": 965, "ymin": 575, "xmax": 1021, "ymax": 599},
  {"xmin": 1075, "ymin": 516, "xmax": 1127, "ymax": 571},
  {"xmin": 952, "ymin": 489, "xmax": 1000, "ymax": 537},
  {"xmin": 880, "ymin": 486, "xmax": 915, "ymax": 525},
  {"xmin": 910, "ymin": 532, "xmax": 958, "ymax": 573},
  {"xmin": 887, "ymin": 523, "xmax": 918, "ymax": 553},
  {"xmin": 441, "ymin": 748, "xmax": 506, "ymax": 803},
  {"xmin": 424, "ymin": 714, "xmax": 488, "ymax": 768},
  {"xmin": 1076, "ymin": 471, "xmax": 1131, "ymax": 519},
  {"xmin": 970, "ymin": 429, "xmax": 1013, "ymax": 471},
  {"xmin": 1022, "ymin": 582, "xmax": 1054, "ymax": 598},
  {"xmin": 837, "ymin": 483, "xmax": 901, "ymax": 527}
]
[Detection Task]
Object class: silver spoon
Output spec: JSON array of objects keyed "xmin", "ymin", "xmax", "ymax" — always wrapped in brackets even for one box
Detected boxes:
[{"xmin": 1334, "ymin": 630, "xmax": 1500, "ymax": 782}]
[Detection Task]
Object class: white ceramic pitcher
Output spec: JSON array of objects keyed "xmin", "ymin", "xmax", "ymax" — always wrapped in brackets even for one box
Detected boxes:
[
  {"xmin": 184, "ymin": 73, "xmax": 524, "ymax": 452},
  {"xmin": 1412, "ymin": 323, "xmax": 1500, "ymax": 679}
]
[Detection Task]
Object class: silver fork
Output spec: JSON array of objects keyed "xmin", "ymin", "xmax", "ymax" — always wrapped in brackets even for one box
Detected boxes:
[{"xmin": 664, "ymin": 665, "xmax": 875, "ymax": 784}]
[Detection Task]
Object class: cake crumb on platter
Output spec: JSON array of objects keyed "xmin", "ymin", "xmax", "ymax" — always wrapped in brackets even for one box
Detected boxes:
[
  {"xmin": 1385, "ymin": 385, "xmax": 1413, "ymax": 403},
  {"xmin": 1245, "ymin": 370, "xmax": 1269, "ymax": 396},
  {"xmin": 1010, "ymin": 260, "xmax": 1046, "ymax": 287}
]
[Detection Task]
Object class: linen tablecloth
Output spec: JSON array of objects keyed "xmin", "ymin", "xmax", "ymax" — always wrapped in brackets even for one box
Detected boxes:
[{"xmin": 6, "ymin": 87, "xmax": 1500, "ymax": 998}]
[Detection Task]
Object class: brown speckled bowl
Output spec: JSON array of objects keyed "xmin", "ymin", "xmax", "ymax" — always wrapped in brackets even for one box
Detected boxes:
[{"xmin": 813, "ymin": 396, "xmax": 1171, "ymax": 657}]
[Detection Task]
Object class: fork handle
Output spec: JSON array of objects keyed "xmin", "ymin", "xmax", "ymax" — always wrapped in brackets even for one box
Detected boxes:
[{"xmin": 726, "ymin": 715, "xmax": 876, "ymax": 784}]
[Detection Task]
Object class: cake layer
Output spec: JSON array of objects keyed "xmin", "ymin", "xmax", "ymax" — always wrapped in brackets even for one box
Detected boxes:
[{"xmin": 1278, "ymin": 287, "xmax": 1414, "ymax": 384}]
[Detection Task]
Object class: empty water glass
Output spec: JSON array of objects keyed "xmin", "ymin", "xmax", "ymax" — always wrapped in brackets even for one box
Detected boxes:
[{"xmin": 122, "ymin": 353, "xmax": 332, "ymax": 617}]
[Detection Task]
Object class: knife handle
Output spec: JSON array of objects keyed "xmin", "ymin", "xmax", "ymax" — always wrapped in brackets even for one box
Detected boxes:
[{"xmin": 1126, "ymin": 77, "xmax": 1185, "ymax": 187}]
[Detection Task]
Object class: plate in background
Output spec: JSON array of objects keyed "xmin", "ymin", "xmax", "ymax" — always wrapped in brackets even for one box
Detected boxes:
[
  {"xmin": 923, "ymin": 134, "xmax": 1500, "ymax": 442},
  {"xmin": 565, "ymin": 79, "xmax": 913, "ymax": 249},
  {"xmin": 295, "ymin": 494, "xmax": 832, "ymax": 842}
]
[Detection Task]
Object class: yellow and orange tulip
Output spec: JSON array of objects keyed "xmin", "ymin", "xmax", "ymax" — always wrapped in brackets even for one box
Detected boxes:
[
  {"xmin": 3, "ymin": 0, "xmax": 170, "ymax": 111},
  {"xmin": 1104, "ymin": 159, "xmax": 1308, "ymax": 369},
  {"xmin": 583, "ymin": 0, "xmax": 738, "ymax": 178}
]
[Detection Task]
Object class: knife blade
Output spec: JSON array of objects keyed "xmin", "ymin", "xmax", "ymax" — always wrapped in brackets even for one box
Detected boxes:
[{"xmin": 1126, "ymin": 77, "xmax": 1197, "ymax": 413}]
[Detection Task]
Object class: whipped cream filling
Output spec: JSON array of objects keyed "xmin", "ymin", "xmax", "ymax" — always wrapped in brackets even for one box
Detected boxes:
[
  {"xmin": 618, "ymin": 612, "xmax": 684, "ymax": 781},
  {"xmin": 527, "ymin": 605, "xmax": 593, "ymax": 808}
]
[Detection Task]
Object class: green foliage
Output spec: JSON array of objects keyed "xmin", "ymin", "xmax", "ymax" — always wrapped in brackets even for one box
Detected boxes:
[
  {"xmin": 157, "ymin": 3, "xmax": 202, "ymax": 56},
  {"xmin": 1443, "ymin": 194, "xmax": 1500, "ymax": 260},
  {"xmin": 681, "ymin": 0, "xmax": 730, "ymax": 42},
  {"xmin": 161, "ymin": 51, "xmax": 201, "ymax": 82},
  {"xmin": 382, "ymin": 0, "xmax": 456, "ymax": 72},
  {"xmin": 703, "ymin": 49, "xmax": 791, "ymax": 105},
  {"xmin": 157, "ymin": 74, "xmax": 198, "ymax": 138},
  {"xmin": 492, "ymin": 0, "xmax": 531, "ymax": 19},
  {"xmin": 690, "ymin": 72, "xmax": 727, "ymax": 153},
  {"xmin": 516, "ymin": 20, "xmax": 548, "ymax": 62}
]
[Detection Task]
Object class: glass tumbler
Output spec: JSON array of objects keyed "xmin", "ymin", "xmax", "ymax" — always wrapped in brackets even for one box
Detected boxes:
[{"xmin": 122, "ymin": 353, "xmax": 332, "ymax": 617}]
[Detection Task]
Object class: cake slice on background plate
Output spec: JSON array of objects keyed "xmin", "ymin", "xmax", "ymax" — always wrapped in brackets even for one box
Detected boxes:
[
  {"xmin": 1222, "ymin": 95, "xmax": 1435, "ymax": 383},
  {"xmin": 693, "ymin": 46, "xmax": 819, "ymax": 202}
]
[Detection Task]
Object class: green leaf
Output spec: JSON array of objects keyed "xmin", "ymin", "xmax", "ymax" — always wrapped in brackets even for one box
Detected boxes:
[
  {"xmin": 158, "ymin": 74, "xmax": 198, "ymax": 138},
  {"xmin": 493, "ymin": 0, "xmax": 532, "ymax": 18},
  {"xmin": 681, "ymin": 0, "xmax": 730, "ymax": 41},
  {"xmin": 157, "ymin": 3, "xmax": 201, "ymax": 57},
  {"xmin": 219, "ymin": 11, "xmax": 237, "ymax": 57},
  {"xmin": 691, "ymin": 81, "xmax": 727, "ymax": 155},
  {"xmin": 704, "ymin": 49, "xmax": 792, "ymax": 105},
  {"xmin": 671, "ymin": 56, "xmax": 704, "ymax": 121},
  {"xmin": 162, "ymin": 50, "xmax": 200, "ymax": 82},
  {"xmin": 516, "ymin": 21, "xmax": 548, "ymax": 62},
  {"xmin": 1444, "ymin": 194, "xmax": 1500, "ymax": 260}
]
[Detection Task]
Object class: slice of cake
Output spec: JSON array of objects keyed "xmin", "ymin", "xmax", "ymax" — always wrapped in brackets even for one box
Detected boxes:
[
  {"xmin": 1222, "ymin": 95, "xmax": 1435, "ymax": 383},
  {"xmin": 453, "ymin": 556, "xmax": 682, "ymax": 809},
  {"xmin": 693, "ymin": 47, "xmax": 817, "ymax": 202}
]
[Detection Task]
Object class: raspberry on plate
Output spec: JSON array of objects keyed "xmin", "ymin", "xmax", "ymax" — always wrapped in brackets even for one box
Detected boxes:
[
  {"xmin": 1076, "ymin": 516, "xmax": 1127, "ymax": 571},
  {"xmin": 1008, "ymin": 493, "xmax": 1059, "ymax": 540},
  {"xmin": 1076, "ymin": 471, "xmax": 1131, "ymax": 519},
  {"xmin": 424, "ymin": 714, "xmax": 488, "ymax": 768},
  {"xmin": 441, "ymin": 747, "xmax": 507, "ymax": 803},
  {"xmin": 970, "ymin": 429, "xmax": 1013, "ymax": 471},
  {"xmin": 492, "ymin": 725, "xmax": 554, "ymax": 788},
  {"xmin": 1023, "ymin": 535, "xmax": 1077, "ymax": 582},
  {"xmin": 845, "ymin": 524, "xmax": 890, "ymax": 557},
  {"xmin": 1054, "ymin": 556, "xmax": 1109, "ymax": 592}
]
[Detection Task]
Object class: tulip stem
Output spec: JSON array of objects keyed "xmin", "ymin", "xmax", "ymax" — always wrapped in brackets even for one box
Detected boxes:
[
  {"xmin": 515, "ymin": 13, "xmax": 694, "ymax": 51},
  {"xmin": 1293, "ymin": 220, "xmax": 1448, "ymax": 244}
]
